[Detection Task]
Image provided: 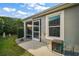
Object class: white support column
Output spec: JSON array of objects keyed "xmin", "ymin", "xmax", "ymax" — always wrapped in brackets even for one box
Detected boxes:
[
  {"xmin": 24, "ymin": 22, "xmax": 26, "ymax": 40},
  {"xmin": 32, "ymin": 20, "xmax": 33, "ymax": 40}
]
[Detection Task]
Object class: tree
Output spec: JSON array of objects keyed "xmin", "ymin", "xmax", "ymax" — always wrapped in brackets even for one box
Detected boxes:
[
  {"xmin": 0, "ymin": 16, "xmax": 24, "ymax": 37},
  {"xmin": 14, "ymin": 19, "xmax": 24, "ymax": 38},
  {"xmin": 0, "ymin": 18, "xmax": 3, "ymax": 35}
]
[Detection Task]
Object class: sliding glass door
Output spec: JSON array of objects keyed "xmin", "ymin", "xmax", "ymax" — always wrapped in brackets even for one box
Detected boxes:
[{"xmin": 32, "ymin": 20, "xmax": 40, "ymax": 41}]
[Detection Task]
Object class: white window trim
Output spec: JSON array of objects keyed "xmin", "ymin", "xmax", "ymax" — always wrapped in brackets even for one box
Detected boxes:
[{"xmin": 46, "ymin": 10, "xmax": 64, "ymax": 41}]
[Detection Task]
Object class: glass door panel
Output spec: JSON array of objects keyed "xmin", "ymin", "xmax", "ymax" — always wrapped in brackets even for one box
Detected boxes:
[{"xmin": 33, "ymin": 20, "xmax": 40, "ymax": 41}]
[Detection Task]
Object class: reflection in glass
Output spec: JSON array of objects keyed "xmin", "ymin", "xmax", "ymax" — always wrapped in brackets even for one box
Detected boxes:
[{"xmin": 49, "ymin": 27, "xmax": 60, "ymax": 37}]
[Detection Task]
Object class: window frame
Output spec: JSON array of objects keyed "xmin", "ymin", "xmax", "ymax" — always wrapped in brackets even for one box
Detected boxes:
[
  {"xmin": 46, "ymin": 11, "xmax": 64, "ymax": 40},
  {"xmin": 48, "ymin": 15, "xmax": 60, "ymax": 37}
]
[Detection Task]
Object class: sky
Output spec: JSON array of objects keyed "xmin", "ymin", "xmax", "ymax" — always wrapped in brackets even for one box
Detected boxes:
[{"xmin": 0, "ymin": 3, "xmax": 59, "ymax": 19}]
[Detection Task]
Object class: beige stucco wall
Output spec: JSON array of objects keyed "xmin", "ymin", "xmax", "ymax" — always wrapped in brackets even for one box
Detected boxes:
[
  {"xmin": 64, "ymin": 5, "xmax": 79, "ymax": 55},
  {"xmin": 24, "ymin": 5, "xmax": 79, "ymax": 55},
  {"xmin": 40, "ymin": 16, "xmax": 48, "ymax": 43}
]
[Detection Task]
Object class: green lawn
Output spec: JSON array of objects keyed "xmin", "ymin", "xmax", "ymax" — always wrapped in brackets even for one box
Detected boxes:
[{"xmin": 0, "ymin": 35, "xmax": 32, "ymax": 56}]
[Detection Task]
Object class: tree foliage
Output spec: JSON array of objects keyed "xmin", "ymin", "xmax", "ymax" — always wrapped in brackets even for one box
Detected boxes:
[
  {"xmin": 0, "ymin": 16, "xmax": 23, "ymax": 36},
  {"xmin": 0, "ymin": 19, "xmax": 3, "ymax": 35}
]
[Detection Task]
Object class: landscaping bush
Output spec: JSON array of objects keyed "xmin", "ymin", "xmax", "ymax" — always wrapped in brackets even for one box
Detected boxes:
[{"xmin": 17, "ymin": 28, "xmax": 24, "ymax": 38}]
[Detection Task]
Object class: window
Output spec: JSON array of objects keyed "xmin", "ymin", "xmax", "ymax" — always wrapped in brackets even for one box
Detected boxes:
[
  {"xmin": 34, "ymin": 21, "xmax": 39, "ymax": 25},
  {"xmin": 52, "ymin": 42, "xmax": 63, "ymax": 54},
  {"xmin": 34, "ymin": 32, "xmax": 39, "ymax": 38},
  {"xmin": 26, "ymin": 21, "xmax": 32, "ymax": 38},
  {"xmin": 34, "ymin": 27, "xmax": 39, "ymax": 31},
  {"xmin": 48, "ymin": 15, "xmax": 60, "ymax": 37}
]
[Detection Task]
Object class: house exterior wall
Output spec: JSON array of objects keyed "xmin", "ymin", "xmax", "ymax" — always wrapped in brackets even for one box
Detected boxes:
[
  {"xmin": 23, "ymin": 4, "xmax": 79, "ymax": 55},
  {"xmin": 64, "ymin": 5, "xmax": 79, "ymax": 55},
  {"xmin": 40, "ymin": 16, "xmax": 48, "ymax": 43}
]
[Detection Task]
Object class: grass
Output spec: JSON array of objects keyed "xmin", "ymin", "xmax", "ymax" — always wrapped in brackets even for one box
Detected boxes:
[{"xmin": 0, "ymin": 35, "xmax": 32, "ymax": 56}]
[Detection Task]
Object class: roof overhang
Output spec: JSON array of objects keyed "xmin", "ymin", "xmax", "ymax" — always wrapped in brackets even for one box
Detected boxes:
[{"xmin": 23, "ymin": 3, "xmax": 79, "ymax": 21}]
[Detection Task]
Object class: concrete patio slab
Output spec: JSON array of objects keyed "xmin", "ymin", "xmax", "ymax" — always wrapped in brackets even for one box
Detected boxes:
[{"xmin": 18, "ymin": 40, "xmax": 63, "ymax": 56}]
